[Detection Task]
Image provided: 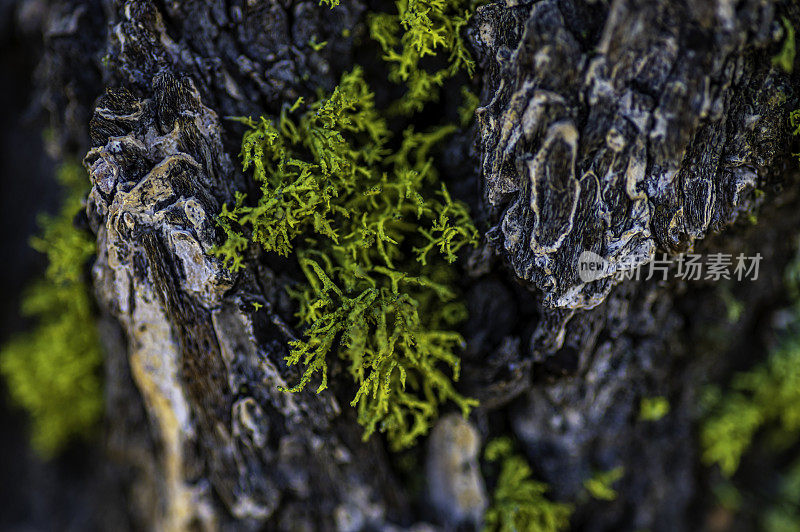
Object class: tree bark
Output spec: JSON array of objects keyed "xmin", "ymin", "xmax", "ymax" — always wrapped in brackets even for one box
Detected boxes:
[{"xmin": 6, "ymin": 0, "xmax": 800, "ymax": 530}]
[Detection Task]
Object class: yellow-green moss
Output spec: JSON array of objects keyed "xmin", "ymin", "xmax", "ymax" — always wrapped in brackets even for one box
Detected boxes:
[
  {"xmin": 216, "ymin": 0, "xmax": 481, "ymax": 450},
  {"xmin": 700, "ymin": 244, "xmax": 800, "ymax": 477},
  {"xmin": 583, "ymin": 467, "xmax": 624, "ymax": 501},
  {"xmin": 639, "ymin": 396, "xmax": 670, "ymax": 422},
  {"xmin": 483, "ymin": 438, "xmax": 573, "ymax": 532},
  {"xmin": 0, "ymin": 162, "xmax": 102, "ymax": 456},
  {"xmin": 773, "ymin": 17, "xmax": 796, "ymax": 74},
  {"xmin": 367, "ymin": 0, "xmax": 476, "ymax": 114},
  {"xmin": 215, "ymin": 67, "xmax": 478, "ymax": 451}
]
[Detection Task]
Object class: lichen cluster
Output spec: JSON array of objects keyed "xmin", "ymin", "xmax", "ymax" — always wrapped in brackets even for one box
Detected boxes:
[
  {"xmin": 215, "ymin": 63, "xmax": 478, "ymax": 449},
  {"xmin": 772, "ymin": 17, "xmax": 796, "ymax": 74},
  {"xmin": 367, "ymin": 0, "xmax": 476, "ymax": 114},
  {"xmin": 702, "ymin": 276, "xmax": 800, "ymax": 475},
  {"xmin": 482, "ymin": 438, "xmax": 573, "ymax": 532},
  {"xmin": 700, "ymin": 234, "xmax": 800, "ymax": 527},
  {"xmin": 211, "ymin": 0, "xmax": 484, "ymax": 450},
  {"xmin": 0, "ymin": 162, "xmax": 102, "ymax": 456},
  {"xmin": 582, "ymin": 467, "xmax": 624, "ymax": 502},
  {"xmin": 639, "ymin": 396, "xmax": 670, "ymax": 422}
]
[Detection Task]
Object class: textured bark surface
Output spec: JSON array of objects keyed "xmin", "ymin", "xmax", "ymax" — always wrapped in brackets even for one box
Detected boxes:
[
  {"xmin": 465, "ymin": 2, "xmax": 798, "ymax": 530},
  {"xmin": 86, "ymin": 73, "xmax": 407, "ymax": 530},
  {"xmin": 474, "ymin": 0, "xmax": 789, "ymax": 310},
  {"xmin": 3, "ymin": 0, "xmax": 800, "ymax": 530}
]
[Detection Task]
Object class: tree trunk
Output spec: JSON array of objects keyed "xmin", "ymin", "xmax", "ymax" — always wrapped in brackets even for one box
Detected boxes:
[{"xmin": 4, "ymin": 0, "xmax": 800, "ymax": 530}]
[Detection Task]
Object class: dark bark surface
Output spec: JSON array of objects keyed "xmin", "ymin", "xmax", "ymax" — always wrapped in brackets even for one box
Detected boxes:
[
  {"xmin": 2, "ymin": 0, "xmax": 800, "ymax": 530},
  {"xmin": 466, "ymin": 1, "xmax": 799, "ymax": 530}
]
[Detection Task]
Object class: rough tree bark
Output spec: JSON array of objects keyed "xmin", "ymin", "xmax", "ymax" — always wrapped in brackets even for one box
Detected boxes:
[{"xmin": 6, "ymin": 0, "xmax": 800, "ymax": 530}]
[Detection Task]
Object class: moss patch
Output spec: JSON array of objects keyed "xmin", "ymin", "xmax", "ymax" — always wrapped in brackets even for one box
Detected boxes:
[
  {"xmin": 482, "ymin": 438, "xmax": 572, "ymax": 532},
  {"xmin": 216, "ymin": 67, "xmax": 478, "ymax": 450},
  {"xmin": 0, "ymin": 162, "xmax": 102, "ymax": 456}
]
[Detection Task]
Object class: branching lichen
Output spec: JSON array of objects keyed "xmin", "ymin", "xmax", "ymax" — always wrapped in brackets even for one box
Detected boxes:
[
  {"xmin": 583, "ymin": 467, "xmax": 624, "ymax": 501},
  {"xmin": 773, "ymin": 17, "xmax": 796, "ymax": 74},
  {"xmin": 216, "ymin": 0, "xmax": 482, "ymax": 450},
  {"xmin": 0, "ymin": 162, "xmax": 102, "ymax": 456},
  {"xmin": 702, "ymin": 236, "xmax": 800, "ymax": 477},
  {"xmin": 215, "ymin": 66, "xmax": 478, "ymax": 450},
  {"xmin": 482, "ymin": 438, "xmax": 573, "ymax": 532},
  {"xmin": 639, "ymin": 396, "xmax": 670, "ymax": 421},
  {"xmin": 367, "ymin": 0, "xmax": 476, "ymax": 114},
  {"xmin": 762, "ymin": 458, "xmax": 800, "ymax": 531}
]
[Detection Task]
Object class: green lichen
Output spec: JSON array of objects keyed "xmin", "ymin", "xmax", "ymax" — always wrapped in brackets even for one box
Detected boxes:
[
  {"xmin": 458, "ymin": 86, "xmax": 481, "ymax": 127},
  {"xmin": 215, "ymin": 67, "xmax": 478, "ymax": 450},
  {"xmin": 772, "ymin": 17, "xmax": 796, "ymax": 74},
  {"xmin": 0, "ymin": 162, "xmax": 102, "ymax": 456},
  {"xmin": 483, "ymin": 438, "xmax": 573, "ymax": 532},
  {"xmin": 711, "ymin": 479, "xmax": 742, "ymax": 513},
  {"xmin": 639, "ymin": 396, "xmax": 670, "ymax": 421},
  {"xmin": 701, "ymin": 328, "xmax": 800, "ymax": 477},
  {"xmin": 701, "ymin": 238, "xmax": 800, "ymax": 477},
  {"xmin": 218, "ymin": 0, "xmax": 481, "ymax": 450},
  {"xmin": 761, "ymin": 458, "xmax": 800, "ymax": 532},
  {"xmin": 583, "ymin": 467, "xmax": 624, "ymax": 501},
  {"xmin": 367, "ymin": 0, "xmax": 476, "ymax": 114}
]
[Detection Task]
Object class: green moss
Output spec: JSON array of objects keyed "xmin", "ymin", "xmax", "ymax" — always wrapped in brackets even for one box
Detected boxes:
[
  {"xmin": 772, "ymin": 17, "xmax": 796, "ymax": 74},
  {"xmin": 701, "ymin": 331, "xmax": 800, "ymax": 477},
  {"xmin": 215, "ymin": 67, "xmax": 478, "ymax": 450},
  {"xmin": 701, "ymin": 237, "xmax": 800, "ymax": 477},
  {"xmin": 639, "ymin": 396, "xmax": 670, "ymax": 421},
  {"xmin": 218, "ymin": 0, "xmax": 481, "ymax": 450},
  {"xmin": 790, "ymin": 108, "xmax": 800, "ymax": 138},
  {"xmin": 700, "ymin": 240, "xmax": 800, "ymax": 477},
  {"xmin": 0, "ymin": 162, "xmax": 102, "ymax": 456},
  {"xmin": 698, "ymin": 110, "xmax": 800, "ymax": 529},
  {"xmin": 583, "ymin": 467, "xmax": 624, "ymax": 501},
  {"xmin": 367, "ymin": 0, "xmax": 476, "ymax": 114},
  {"xmin": 697, "ymin": 112, "xmax": 800, "ymax": 530},
  {"xmin": 711, "ymin": 479, "xmax": 742, "ymax": 513},
  {"xmin": 762, "ymin": 458, "xmax": 800, "ymax": 532},
  {"xmin": 483, "ymin": 438, "xmax": 573, "ymax": 532},
  {"xmin": 458, "ymin": 87, "xmax": 481, "ymax": 127},
  {"xmin": 720, "ymin": 287, "xmax": 744, "ymax": 323}
]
